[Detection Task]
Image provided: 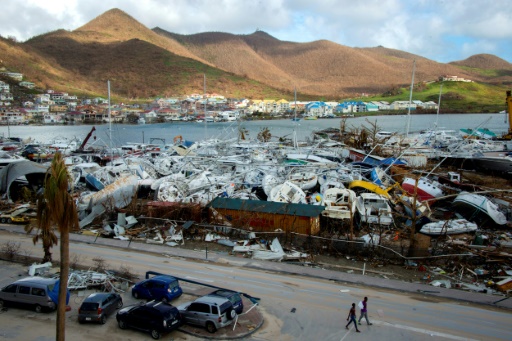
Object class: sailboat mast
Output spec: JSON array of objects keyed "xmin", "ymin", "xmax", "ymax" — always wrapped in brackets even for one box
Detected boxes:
[
  {"xmin": 434, "ymin": 84, "xmax": 443, "ymax": 130},
  {"xmin": 108, "ymin": 80, "xmax": 112, "ymax": 160},
  {"xmin": 204, "ymin": 74, "xmax": 207, "ymax": 138},
  {"xmin": 293, "ymin": 87, "xmax": 298, "ymax": 148},
  {"xmin": 405, "ymin": 60, "xmax": 416, "ymax": 137}
]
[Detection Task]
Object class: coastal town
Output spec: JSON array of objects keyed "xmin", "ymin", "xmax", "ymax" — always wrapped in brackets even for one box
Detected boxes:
[
  {"xmin": 2, "ymin": 2, "xmax": 512, "ymax": 340},
  {"xmin": 0, "ymin": 69, "xmax": 470, "ymax": 126}
]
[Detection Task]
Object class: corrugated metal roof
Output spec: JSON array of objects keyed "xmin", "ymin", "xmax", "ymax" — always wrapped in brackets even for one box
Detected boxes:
[{"xmin": 207, "ymin": 197, "xmax": 325, "ymax": 217}]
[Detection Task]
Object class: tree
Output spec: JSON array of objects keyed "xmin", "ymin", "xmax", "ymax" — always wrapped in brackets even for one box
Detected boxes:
[
  {"xmin": 24, "ymin": 210, "xmax": 57, "ymax": 263},
  {"xmin": 257, "ymin": 127, "xmax": 271, "ymax": 142},
  {"xmin": 37, "ymin": 153, "xmax": 79, "ymax": 341}
]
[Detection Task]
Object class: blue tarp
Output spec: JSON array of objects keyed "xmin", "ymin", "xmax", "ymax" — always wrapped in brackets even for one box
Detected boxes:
[
  {"xmin": 48, "ymin": 279, "xmax": 70, "ymax": 306},
  {"xmin": 378, "ymin": 157, "xmax": 408, "ymax": 166}
]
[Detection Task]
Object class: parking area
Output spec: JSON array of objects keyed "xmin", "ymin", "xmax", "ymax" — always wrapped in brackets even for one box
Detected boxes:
[{"xmin": 0, "ymin": 261, "xmax": 263, "ymax": 340}]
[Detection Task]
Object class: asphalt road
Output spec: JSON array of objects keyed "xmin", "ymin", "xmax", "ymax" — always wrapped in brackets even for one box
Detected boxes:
[{"xmin": 0, "ymin": 230, "xmax": 510, "ymax": 341}]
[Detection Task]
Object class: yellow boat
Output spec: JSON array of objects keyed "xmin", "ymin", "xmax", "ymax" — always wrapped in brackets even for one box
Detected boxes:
[{"xmin": 348, "ymin": 180, "xmax": 396, "ymax": 198}]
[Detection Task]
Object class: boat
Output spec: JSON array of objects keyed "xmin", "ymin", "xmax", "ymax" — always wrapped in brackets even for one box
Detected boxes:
[
  {"xmin": 287, "ymin": 171, "xmax": 318, "ymax": 190},
  {"xmin": 470, "ymin": 151, "xmax": 512, "ymax": 175},
  {"xmin": 354, "ymin": 192, "xmax": 393, "ymax": 226},
  {"xmin": 452, "ymin": 192, "xmax": 507, "ymax": 226},
  {"xmin": 321, "ymin": 188, "xmax": 357, "ymax": 220},
  {"xmin": 137, "ymin": 117, "xmax": 146, "ymax": 124},
  {"xmin": 348, "ymin": 180, "xmax": 393, "ymax": 199},
  {"xmin": 268, "ymin": 181, "xmax": 307, "ymax": 204},
  {"xmin": 419, "ymin": 219, "xmax": 478, "ymax": 235},
  {"xmin": 401, "ymin": 177, "xmax": 444, "ymax": 202}
]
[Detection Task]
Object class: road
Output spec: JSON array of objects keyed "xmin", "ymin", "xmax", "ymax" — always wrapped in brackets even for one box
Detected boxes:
[{"xmin": 0, "ymin": 230, "xmax": 510, "ymax": 340}]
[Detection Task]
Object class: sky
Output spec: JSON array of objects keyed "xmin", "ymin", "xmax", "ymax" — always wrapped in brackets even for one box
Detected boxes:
[{"xmin": 1, "ymin": 0, "xmax": 511, "ymax": 63}]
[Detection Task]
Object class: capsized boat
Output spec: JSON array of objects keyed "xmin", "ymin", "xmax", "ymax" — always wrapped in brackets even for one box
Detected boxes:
[
  {"xmin": 401, "ymin": 177, "xmax": 444, "ymax": 202},
  {"xmin": 348, "ymin": 180, "xmax": 393, "ymax": 199},
  {"xmin": 452, "ymin": 192, "xmax": 507, "ymax": 226},
  {"xmin": 268, "ymin": 181, "xmax": 307, "ymax": 204},
  {"xmin": 419, "ymin": 219, "xmax": 478, "ymax": 235}
]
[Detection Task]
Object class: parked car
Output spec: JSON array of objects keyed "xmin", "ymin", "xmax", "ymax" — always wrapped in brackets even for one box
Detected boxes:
[
  {"xmin": 116, "ymin": 300, "xmax": 182, "ymax": 340},
  {"xmin": 178, "ymin": 296, "xmax": 237, "ymax": 333},
  {"xmin": 78, "ymin": 292, "xmax": 123, "ymax": 324},
  {"xmin": 206, "ymin": 289, "xmax": 244, "ymax": 314},
  {"xmin": 0, "ymin": 276, "xmax": 69, "ymax": 313},
  {"xmin": 131, "ymin": 275, "xmax": 182, "ymax": 303}
]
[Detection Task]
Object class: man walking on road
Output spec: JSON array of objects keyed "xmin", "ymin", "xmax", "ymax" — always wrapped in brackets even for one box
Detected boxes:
[
  {"xmin": 345, "ymin": 303, "xmax": 361, "ymax": 332},
  {"xmin": 358, "ymin": 296, "xmax": 373, "ymax": 325}
]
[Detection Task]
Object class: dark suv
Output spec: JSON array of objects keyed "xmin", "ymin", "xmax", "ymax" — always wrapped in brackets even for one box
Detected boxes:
[
  {"xmin": 116, "ymin": 300, "xmax": 182, "ymax": 340},
  {"xmin": 206, "ymin": 289, "xmax": 243, "ymax": 314},
  {"xmin": 78, "ymin": 292, "xmax": 123, "ymax": 324}
]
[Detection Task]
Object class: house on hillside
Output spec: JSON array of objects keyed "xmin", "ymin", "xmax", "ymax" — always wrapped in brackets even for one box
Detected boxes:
[
  {"xmin": 305, "ymin": 101, "xmax": 333, "ymax": 117},
  {"xmin": 1, "ymin": 72, "xmax": 23, "ymax": 81},
  {"xmin": 276, "ymin": 99, "xmax": 290, "ymax": 114},
  {"xmin": 0, "ymin": 93, "xmax": 13, "ymax": 101},
  {"xmin": 365, "ymin": 102, "xmax": 379, "ymax": 112},
  {"xmin": 0, "ymin": 109, "xmax": 26, "ymax": 125},
  {"xmin": 0, "ymin": 81, "xmax": 10, "ymax": 92}
]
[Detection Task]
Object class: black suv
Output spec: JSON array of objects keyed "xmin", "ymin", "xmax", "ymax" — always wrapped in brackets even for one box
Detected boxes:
[
  {"xmin": 206, "ymin": 289, "xmax": 244, "ymax": 314},
  {"xmin": 116, "ymin": 301, "xmax": 182, "ymax": 339}
]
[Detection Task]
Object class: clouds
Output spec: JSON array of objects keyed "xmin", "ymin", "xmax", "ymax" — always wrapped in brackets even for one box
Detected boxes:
[{"xmin": 1, "ymin": 0, "xmax": 510, "ymax": 63}]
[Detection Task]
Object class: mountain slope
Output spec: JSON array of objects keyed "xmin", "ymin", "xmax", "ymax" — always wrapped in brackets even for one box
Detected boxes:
[{"xmin": 2, "ymin": 8, "xmax": 510, "ymax": 100}]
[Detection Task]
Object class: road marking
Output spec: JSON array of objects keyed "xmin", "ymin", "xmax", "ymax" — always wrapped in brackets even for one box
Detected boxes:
[
  {"xmin": 340, "ymin": 289, "xmax": 350, "ymax": 293},
  {"xmin": 340, "ymin": 326, "xmax": 355, "ymax": 341},
  {"xmin": 372, "ymin": 320, "xmax": 479, "ymax": 341}
]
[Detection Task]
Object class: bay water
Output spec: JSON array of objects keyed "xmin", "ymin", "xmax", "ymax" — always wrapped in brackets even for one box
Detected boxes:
[{"xmin": 3, "ymin": 113, "xmax": 508, "ymax": 147}]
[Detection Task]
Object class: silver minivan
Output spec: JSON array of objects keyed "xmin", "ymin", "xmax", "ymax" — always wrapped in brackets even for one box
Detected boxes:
[
  {"xmin": 0, "ymin": 276, "xmax": 69, "ymax": 313},
  {"xmin": 178, "ymin": 296, "xmax": 236, "ymax": 333}
]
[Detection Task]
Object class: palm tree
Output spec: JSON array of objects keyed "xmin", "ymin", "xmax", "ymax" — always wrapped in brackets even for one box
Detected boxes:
[
  {"xmin": 25, "ymin": 194, "xmax": 58, "ymax": 263},
  {"xmin": 38, "ymin": 153, "xmax": 79, "ymax": 341}
]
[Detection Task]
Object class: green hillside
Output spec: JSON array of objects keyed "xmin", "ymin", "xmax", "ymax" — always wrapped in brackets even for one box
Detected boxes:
[{"xmin": 346, "ymin": 81, "xmax": 509, "ymax": 113}]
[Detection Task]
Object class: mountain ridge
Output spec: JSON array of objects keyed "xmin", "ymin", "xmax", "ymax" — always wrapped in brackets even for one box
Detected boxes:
[{"xmin": 1, "ymin": 7, "xmax": 510, "ymax": 100}]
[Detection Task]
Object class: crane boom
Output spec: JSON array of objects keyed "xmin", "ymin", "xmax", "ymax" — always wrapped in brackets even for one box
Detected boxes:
[{"xmin": 78, "ymin": 126, "xmax": 96, "ymax": 151}]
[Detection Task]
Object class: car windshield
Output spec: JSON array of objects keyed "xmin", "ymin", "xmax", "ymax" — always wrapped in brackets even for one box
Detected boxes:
[
  {"xmin": 227, "ymin": 295, "xmax": 240, "ymax": 305},
  {"xmin": 163, "ymin": 309, "xmax": 179, "ymax": 320}
]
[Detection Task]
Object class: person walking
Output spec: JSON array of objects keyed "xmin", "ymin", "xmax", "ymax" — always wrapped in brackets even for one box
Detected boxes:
[
  {"xmin": 345, "ymin": 303, "xmax": 361, "ymax": 332},
  {"xmin": 358, "ymin": 296, "xmax": 373, "ymax": 325}
]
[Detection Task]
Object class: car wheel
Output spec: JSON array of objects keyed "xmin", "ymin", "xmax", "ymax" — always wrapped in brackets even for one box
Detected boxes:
[
  {"xmin": 34, "ymin": 304, "xmax": 42, "ymax": 313},
  {"xmin": 118, "ymin": 319, "xmax": 127, "ymax": 330},
  {"xmin": 0, "ymin": 218, "xmax": 5, "ymax": 223},
  {"xmin": 0, "ymin": 299, "xmax": 4, "ymax": 310},
  {"xmin": 6, "ymin": 218, "xmax": 12, "ymax": 224},
  {"xmin": 227, "ymin": 308, "xmax": 236, "ymax": 320},
  {"xmin": 78, "ymin": 318, "xmax": 84, "ymax": 324},
  {"xmin": 150, "ymin": 329, "xmax": 161, "ymax": 340},
  {"xmin": 206, "ymin": 321, "xmax": 217, "ymax": 333},
  {"xmin": 117, "ymin": 300, "xmax": 123, "ymax": 309},
  {"xmin": 100, "ymin": 315, "xmax": 107, "ymax": 324},
  {"xmin": 133, "ymin": 292, "xmax": 139, "ymax": 299}
]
